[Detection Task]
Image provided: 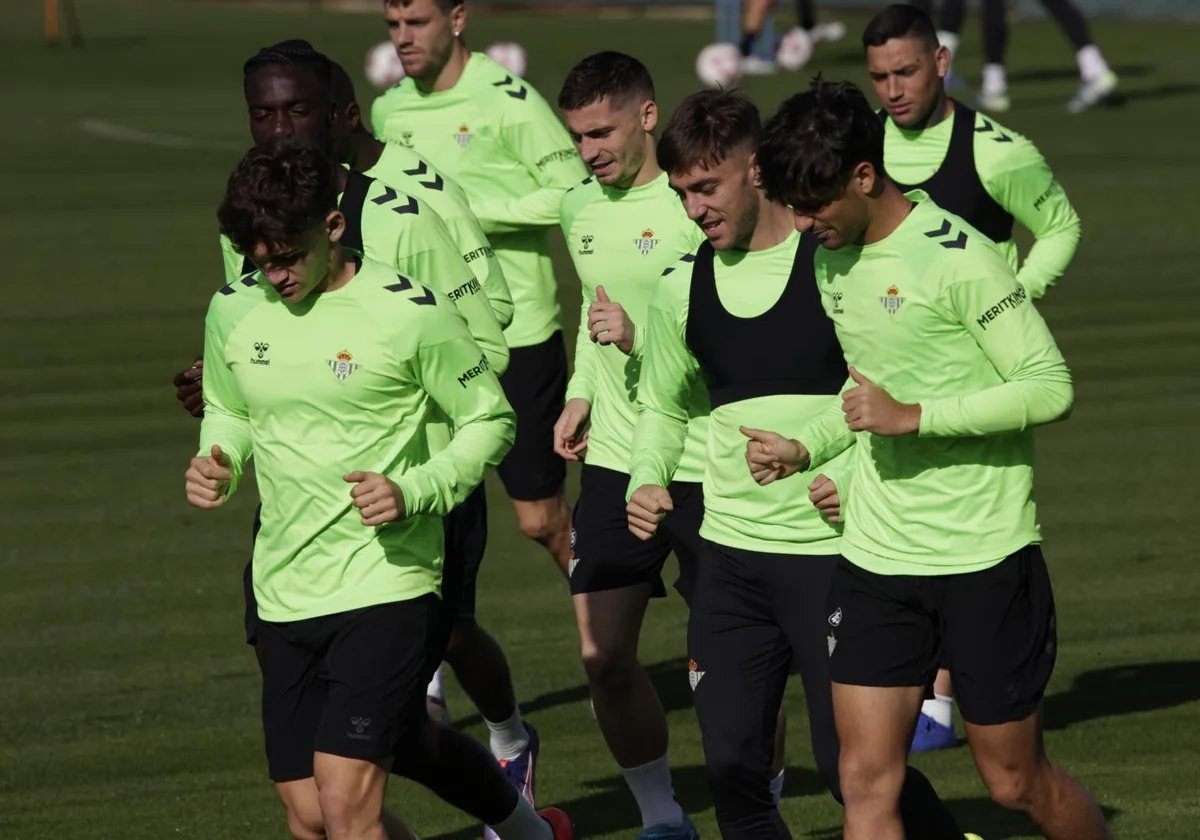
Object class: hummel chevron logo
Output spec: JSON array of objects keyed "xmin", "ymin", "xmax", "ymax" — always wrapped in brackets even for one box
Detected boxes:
[
  {"xmin": 924, "ymin": 219, "xmax": 968, "ymax": 250},
  {"xmin": 402, "ymin": 161, "xmax": 445, "ymax": 191},
  {"xmin": 974, "ymin": 118, "xmax": 1013, "ymax": 143},
  {"xmin": 371, "ymin": 186, "xmax": 420, "ymax": 214},
  {"xmin": 385, "ymin": 275, "xmax": 436, "ymax": 305},
  {"xmin": 372, "ymin": 185, "xmax": 398, "ymax": 205},
  {"xmin": 492, "ymin": 75, "xmax": 528, "ymax": 100}
]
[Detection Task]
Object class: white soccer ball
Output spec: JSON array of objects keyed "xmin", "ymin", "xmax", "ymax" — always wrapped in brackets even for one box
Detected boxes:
[
  {"xmin": 695, "ymin": 43, "xmax": 742, "ymax": 89},
  {"xmin": 776, "ymin": 27, "xmax": 814, "ymax": 72},
  {"xmin": 365, "ymin": 41, "xmax": 405, "ymax": 90},
  {"xmin": 485, "ymin": 42, "xmax": 528, "ymax": 77}
]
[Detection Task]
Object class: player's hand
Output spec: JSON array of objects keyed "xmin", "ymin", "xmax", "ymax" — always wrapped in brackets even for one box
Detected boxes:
[
  {"xmin": 740, "ymin": 426, "xmax": 809, "ymax": 486},
  {"xmin": 627, "ymin": 484, "xmax": 674, "ymax": 541},
  {"xmin": 185, "ymin": 444, "xmax": 233, "ymax": 508},
  {"xmin": 553, "ymin": 398, "xmax": 591, "ymax": 461},
  {"xmin": 842, "ymin": 366, "xmax": 920, "ymax": 436},
  {"xmin": 173, "ymin": 356, "xmax": 205, "ymax": 418},
  {"xmin": 808, "ymin": 474, "xmax": 841, "ymax": 523},
  {"xmin": 588, "ymin": 286, "xmax": 636, "ymax": 355},
  {"xmin": 345, "ymin": 471, "xmax": 408, "ymax": 527}
]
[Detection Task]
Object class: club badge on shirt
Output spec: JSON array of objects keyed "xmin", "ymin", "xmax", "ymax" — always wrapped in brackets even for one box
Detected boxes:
[
  {"xmin": 881, "ymin": 285, "xmax": 906, "ymax": 315},
  {"xmin": 635, "ymin": 228, "xmax": 658, "ymax": 256},
  {"xmin": 454, "ymin": 124, "xmax": 473, "ymax": 149},
  {"xmin": 328, "ymin": 349, "xmax": 360, "ymax": 382}
]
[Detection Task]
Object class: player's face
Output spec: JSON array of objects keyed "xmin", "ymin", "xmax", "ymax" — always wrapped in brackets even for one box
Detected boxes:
[
  {"xmin": 789, "ymin": 163, "xmax": 875, "ymax": 250},
  {"xmin": 866, "ymin": 37, "xmax": 949, "ymax": 128},
  {"xmin": 385, "ymin": 0, "xmax": 464, "ymax": 81},
  {"xmin": 564, "ymin": 97, "xmax": 657, "ymax": 188},
  {"xmin": 669, "ymin": 149, "xmax": 760, "ymax": 250},
  {"xmin": 250, "ymin": 212, "xmax": 345, "ymax": 302},
  {"xmin": 245, "ymin": 67, "xmax": 333, "ymax": 150}
]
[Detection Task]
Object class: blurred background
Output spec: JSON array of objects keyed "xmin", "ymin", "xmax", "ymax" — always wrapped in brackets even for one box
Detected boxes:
[{"xmin": 2, "ymin": 1, "xmax": 1199, "ymax": 838}]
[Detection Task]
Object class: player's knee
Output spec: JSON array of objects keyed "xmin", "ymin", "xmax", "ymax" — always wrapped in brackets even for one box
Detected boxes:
[
  {"xmin": 283, "ymin": 804, "xmax": 325, "ymax": 840},
  {"xmin": 703, "ymin": 739, "xmax": 766, "ymax": 805},
  {"xmin": 838, "ymin": 749, "xmax": 905, "ymax": 806},
  {"xmin": 444, "ymin": 618, "xmax": 481, "ymax": 661},
  {"xmin": 579, "ymin": 637, "xmax": 636, "ymax": 689},
  {"xmin": 515, "ymin": 498, "xmax": 568, "ymax": 544},
  {"xmin": 982, "ymin": 763, "xmax": 1043, "ymax": 814},
  {"xmin": 317, "ymin": 783, "xmax": 372, "ymax": 838}
]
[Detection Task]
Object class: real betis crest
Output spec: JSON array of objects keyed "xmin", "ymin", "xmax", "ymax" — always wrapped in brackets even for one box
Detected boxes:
[
  {"xmin": 635, "ymin": 228, "xmax": 658, "ymax": 256},
  {"xmin": 687, "ymin": 658, "xmax": 705, "ymax": 691},
  {"xmin": 454, "ymin": 124, "xmax": 473, "ymax": 149},
  {"xmin": 881, "ymin": 284, "xmax": 905, "ymax": 315},
  {"xmin": 328, "ymin": 349, "xmax": 360, "ymax": 382}
]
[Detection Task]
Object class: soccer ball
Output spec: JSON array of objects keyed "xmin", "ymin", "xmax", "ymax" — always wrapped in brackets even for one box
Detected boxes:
[
  {"xmin": 776, "ymin": 27, "xmax": 814, "ymax": 72},
  {"xmin": 695, "ymin": 43, "xmax": 742, "ymax": 89},
  {"xmin": 365, "ymin": 41, "xmax": 405, "ymax": 90},
  {"xmin": 485, "ymin": 42, "xmax": 528, "ymax": 77}
]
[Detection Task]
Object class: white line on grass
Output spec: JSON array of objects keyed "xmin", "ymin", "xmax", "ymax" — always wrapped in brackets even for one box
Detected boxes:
[{"xmin": 78, "ymin": 118, "xmax": 239, "ymax": 151}]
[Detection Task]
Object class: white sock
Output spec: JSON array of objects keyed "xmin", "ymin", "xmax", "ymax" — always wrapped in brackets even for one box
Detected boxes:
[
  {"xmin": 1076, "ymin": 44, "xmax": 1109, "ymax": 83},
  {"xmin": 770, "ymin": 769, "xmax": 785, "ymax": 806},
  {"xmin": 620, "ymin": 754, "xmax": 685, "ymax": 829},
  {"xmin": 426, "ymin": 664, "xmax": 444, "ymax": 701},
  {"xmin": 485, "ymin": 708, "xmax": 530, "ymax": 761},
  {"xmin": 488, "ymin": 795, "xmax": 551, "ymax": 840},
  {"xmin": 921, "ymin": 694, "xmax": 954, "ymax": 728},
  {"xmin": 937, "ymin": 30, "xmax": 959, "ymax": 61},
  {"xmin": 982, "ymin": 63, "xmax": 1008, "ymax": 97}
]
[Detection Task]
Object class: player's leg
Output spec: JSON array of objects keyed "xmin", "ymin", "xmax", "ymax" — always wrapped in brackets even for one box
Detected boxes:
[
  {"xmin": 795, "ymin": 0, "xmax": 846, "ymax": 44},
  {"xmin": 689, "ymin": 542, "xmax": 792, "ymax": 839},
  {"xmin": 312, "ymin": 753, "xmax": 390, "ymax": 840},
  {"xmin": 934, "ymin": 0, "xmax": 966, "ymax": 88},
  {"xmin": 497, "ymin": 333, "xmax": 572, "ymax": 578},
  {"xmin": 825, "ymin": 558, "xmax": 941, "ymax": 840},
  {"xmin": 571, "ymin": 466, "xmax": 693, "ymax": 837},
  {"xmin": 739, "ymin": 0, "xmax": 778, "ymax": 74},
  {"xmin": 944, "ymin": 547, "xmax": 1112, "ymax": 840},
  {"xmin": 1038, "ymin": 0, "xmax": 1118, "ymax": 111},
  {"xmin": 978, "ymin": 0, "xmax": 1011, "ymax": 112}
]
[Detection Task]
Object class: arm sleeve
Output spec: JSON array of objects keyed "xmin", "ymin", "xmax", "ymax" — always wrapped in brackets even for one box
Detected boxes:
[
  {"xmin": 564, "ymin": 297, "xmax": 597, "ymax": 404},
  {"xmin": 626, "ymin": 286, "xmax": 698, "ymax": 494},
  {"xmin": 445, "ymin": 213, "xmax": 514, "ymax": 331},
  {"xmin": 399, "ymin": 219, "xmax": 511, "ymax": 377},
  {"xmin": 919, "ymin": 262, "xmax": 1074, "ymax": 437},
  {"xmin": 391, "ymin": 313, "xmax": 517, "ymax": 517},
  {"xmin": 469, "ymin": 113, "xmax": 589, "ymax": 234},
  {"xmin": 197, "ymin": 303, "xmax": 253, "ymax": 497},
  {"xmin": 982, "ymin": 147, "xmax": 1082, "ymax": 300},
  {"xmin": 795, "ymin": 378, "xmax": 858, "ymax": 471}
]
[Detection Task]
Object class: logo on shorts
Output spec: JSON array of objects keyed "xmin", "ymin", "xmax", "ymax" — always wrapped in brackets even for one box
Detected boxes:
[
  {"xmin": 828, "ymin": 608, "xmax": 842, "ymax": 627},
  {"xmin": 687, "ymin": 659, "xmax": 705, "ymax": 691},
  {"xmin": 348, "ymin": 716, "xmax": 372, "ymax": 740},
  {"xmin": 827, "ymin": 633, "xmax": 837, "ymax": 657},
  {"xmin": 568, "ymin": 529, "xmax": 579, "ymax": 576}
]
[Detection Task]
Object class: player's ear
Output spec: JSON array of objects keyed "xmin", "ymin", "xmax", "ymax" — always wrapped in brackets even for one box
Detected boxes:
[
  {"xmin": 450, "ymin": 3, "xmax": 466, "ymax": 37},
  {"xmin": 326, "ymin": 210, "xmax": 346, "ymax": 244},
  {"xmin": 747, "ymin": 151, "xmax": 762, "ymax": 188},
  {"xmin": 853, "ymin": 160, "xmax": 877, "ymax": 197},
  {"xmin": 934, "ymin": 44, "xmax": 951, "ymax": 80},
  {"xmin": 641, "ymin": 99, "xmax": 659, "ymax": 133},
  {"xmin": 347, "ymin": 100, "xmax": 362, "ymax": 132}
]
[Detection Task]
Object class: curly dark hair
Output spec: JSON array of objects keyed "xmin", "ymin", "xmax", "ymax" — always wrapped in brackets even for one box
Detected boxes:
[
  {"xmin": 558, "ymin": 51, "xmax": 655, "ymax": 112},
  {"xmin": 656, "ymin": 89, "xmax": 760, "ymax": 176},
  {"xmin": 757, "ymin": 77, "xmax": 885, "ymax": 211},
  {"xmin": 217, "ymin": 139, "xmax": 339, "ymax": 258}
]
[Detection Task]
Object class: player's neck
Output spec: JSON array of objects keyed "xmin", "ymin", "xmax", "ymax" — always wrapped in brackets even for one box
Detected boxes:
[
  {"xmin": 861, "ymin": 181, "xmax": 914, "ymax": 246},
  {"xmin": 415, "ymin": 42, "xmax": 471, "ymax": 94},
  {"xmin": 745, "ymin": 198, "xmax": 795, "ymax": 252},
  {"xmin": 628, "ymin": 143, "xmax": 663, "ymax": 189},
  {"xmin": 320, "ymin": 244, "xmax": 358, "ymax": 294},
  {"xmin": 913, "ymin": 90, "xmax": 953, "ymax": 131},
  {"xmin": 349, "ymin": 131, "xmax": 385, "ymax": 173}
]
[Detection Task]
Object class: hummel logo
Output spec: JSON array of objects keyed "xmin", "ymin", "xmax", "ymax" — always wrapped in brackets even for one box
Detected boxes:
[
  {"xmin": 251, "ymin": 341, "xmax": 270, "ymax": 366},
  {"xmin": 924, "ymin": 219, "xmax": 968, "ymax": 250},
  {"xmin": 348, "ymin": 716, "xmax": 373, "ymax": 740},
  {"xmin": 578, "ymin": 234, "xmax": 595, "ymax": 255}
]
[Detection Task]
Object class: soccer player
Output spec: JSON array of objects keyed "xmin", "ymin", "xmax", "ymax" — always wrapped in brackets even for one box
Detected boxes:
[
  {"xmin": 865, "ymin": 3, "xmax": 1082, "ymax": 749},
  {"xmin": 751, "ymin": 78, "xmax": 1112, "ymax": 840},
  {"xmin": 371, "ymin": 0, "xmax": 589, "ymax": 579},
  {"xmin": 554, "ymin": 52, "xmax": 709, "ymax": 840},
  {"xmin": 625, "ymin": 89, "xmax": 965, "ymax": 840},
  {"xmin": 188, "ymin": 140, "xmax": 571, "ymax": 840},
  {"xmin": 736, "ymin": 0, "xmax": 846, "ymax": 75}
]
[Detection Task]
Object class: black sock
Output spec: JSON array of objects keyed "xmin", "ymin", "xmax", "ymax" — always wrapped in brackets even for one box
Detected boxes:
[
  {"xmin": 740, "ymin": 31, "xmax": 759, "ymax": 57},
  {"xmin": 795, "ymin": 0, "xmax": 816, "ymax": 31}
]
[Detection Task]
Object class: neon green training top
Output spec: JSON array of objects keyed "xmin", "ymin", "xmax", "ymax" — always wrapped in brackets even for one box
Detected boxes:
[
  {"xmin": 371, "ymin": 53, "xmax": 589, "ymax": 348},
  {"xmin": 799, "ymin": 192, "xmax": 1074, "ymax": 576},
  {"xmin": 559, "ymin": 172, "xmax": 709, "ymax": 481},
  {"xmin": 198, "ymin": 258, "xmax": 516, "ymax": 623}
]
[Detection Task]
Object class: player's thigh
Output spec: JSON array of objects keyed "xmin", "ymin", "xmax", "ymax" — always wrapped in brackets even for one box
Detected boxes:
[
  {"xmin": 312, "ymin": 751, "xmax": 391, "ymax": 825},
  {"xmin": 440, "ymin": 483, "xmax": 488, "ymax": 628},
  {"xmin": 569, "ymin": 464, "xmax": 674, "ymax": 599},
  {"xmin": 826, "ymin": 557, "xmax": 939, "ymax": 691},
  {"xmin": 257, "ymin": 616, "xmax": 330, "ymax": 783},
  {"xmin": 496, "ymin": 331, "xmax": 567, "ymax": 502},
  {"xmin": 963, "ymin": 709, "xmax": 1047, "ymax": 804},
  {"xmin": 938, "ymin": 545, "xmax": 1057, "ymax": 727},
  {"xmin": 275, "ymin": 777, "xmax": 323, "ymax": 840},
  {"xmin": 316, "ymin": 597, "xmax": 442, "ymax": 766},
  {"xmin": 660, "ymin": 480, "xmax": 705, "ymax": 607}
]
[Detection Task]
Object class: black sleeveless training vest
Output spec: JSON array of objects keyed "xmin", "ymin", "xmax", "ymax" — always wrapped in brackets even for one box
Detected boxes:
[
  {"xmin": 885, "ymin": 100, "xmax": 1014, "ymax": 244},
  {"xmin": 684, "ymin": 234, "xmax": 846, "ymax": 410}
]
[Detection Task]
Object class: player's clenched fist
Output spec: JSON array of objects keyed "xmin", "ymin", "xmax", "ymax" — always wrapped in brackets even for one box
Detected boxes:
[
  {"xmin": 345, "ymin": 471, "xmax": 407, "ymax": 527},
  {"xmin": 808, "ymin": 474, "xmax": 841, "ymax": 523},
  {"xmin": 173, "ymin": 356, "xmax": 206, "ymax": 418},
  {"xmin": 627, "ymin": 484, "xmax": 673, "ymax": 541},
  {"xmin": 842, "ymin": 366, "xmax": 920, "ymax": 436},
  {"xmin": 740, "ymin": 426, "xmax": 809, "ymax": 486},
  {"xmin": 553, "ymin": 398, "xmax": 591, "ymax": 461},
  {"xmin": 588, "ymin": 285, "xmax": 636, "ymax": 355},
  {"xmin": 186, "ymin": 444, "xmax": 233, "ymax": 508}
]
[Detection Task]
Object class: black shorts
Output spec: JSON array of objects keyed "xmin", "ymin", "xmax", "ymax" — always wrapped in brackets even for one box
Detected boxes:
[
  {"xmin": 257, "ymin": 597, "xmax": 443, "ymax": 782},
  {"xmin": 244, "ymin": 505, "xmax": 265, "ymax": 646},
  {"xmin": 827, "ymin": 545, "xmax": 1057, "ymax": 726},
  {"xmin": 568, "ymin": 464, "xmax": 704, "ymax": 603},
  {"xmin": 440, "ymin": 483, "xmax": 488, "ymax": 624},
  {"xmin": 497, "ymin": 331, "xmax": 567, "ymax": 502}
]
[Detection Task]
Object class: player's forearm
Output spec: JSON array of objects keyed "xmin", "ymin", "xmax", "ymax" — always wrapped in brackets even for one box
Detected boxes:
[
  {"xmin": 480, "ymin": 257, "xmax": 514, "ymax": 330},
  {"xmin": 471, "ymin": 188, "xmax": 568, "ymax": 233},
  {"xmin": 796, "ymin": 380, "xmax": 857, "ymax": 470},
  {"xmin": 627, "ymin": 407, "xmax": 688, "ymax": 496},
  {"xmin": 197, "ymin": 412, "xmax": 252, "ymax": 496},
  {"xmin": 455, "ymin": 293, "xmax": 511, "ymax": 377},
  {"xmin": 1016, "ymin": 213, "xmax": 1081, "ymax": 300},
  {"xmin": 920, "ymin": 369, "xmax": 1074, "ymax": 437},
  {"xmin": 394, "ymin": 411, "xmax": 516, "ymax": 517},
  {"xmin": 565, "ymin": 300, "xmax": 597, "ymax": 403}
]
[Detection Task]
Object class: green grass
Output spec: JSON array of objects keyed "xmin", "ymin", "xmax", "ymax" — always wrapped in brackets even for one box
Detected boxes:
[{"xmin": 2, "ymin": 1, "xmax": 1200, "ymax": 837}]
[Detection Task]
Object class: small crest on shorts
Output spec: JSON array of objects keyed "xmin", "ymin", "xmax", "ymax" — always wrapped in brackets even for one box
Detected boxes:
[
  {"xmin": 688, "ymin": 658, "xmax": 705, "ymax": 691},
  {"xmin": 828, "ymin": 607, "xmax": 842, "ymax": 627},
  {"xmin": 827, "ymin": 633, "xmax": 837, "ymax": 657},
  {"xmin": 568, "ymin": 556, "xmax": 579, "ymax": 577}
]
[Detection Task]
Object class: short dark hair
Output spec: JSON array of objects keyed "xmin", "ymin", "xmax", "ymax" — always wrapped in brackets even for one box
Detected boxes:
[
  {"xmin": 329, "ymin": 60, "xmax": 358, "ymax": 109},
  {"xmin": 657, "ymin": 89, "xmax": 760, "ymax": 176},
  {"xmin": 757, "ymin": 77, "xmax": 885, "ymax": 211},
  {"xmin": 862, "ymin": 3, "xmax": 939, "ymax": 52},
  {"xmin": 244, "ymin": 39, "xmax": 332, "ymax": 100},
  {"xmin": 218, "ymin": 139, "xmax": 339, "ymax": 257},
  {"xmin": 558, "ymin": 51, "xmax": 655, "ymax": 112},
  {"xmin": 384, "ymin": 0, "xmax": 462, "ymax": 12}
]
